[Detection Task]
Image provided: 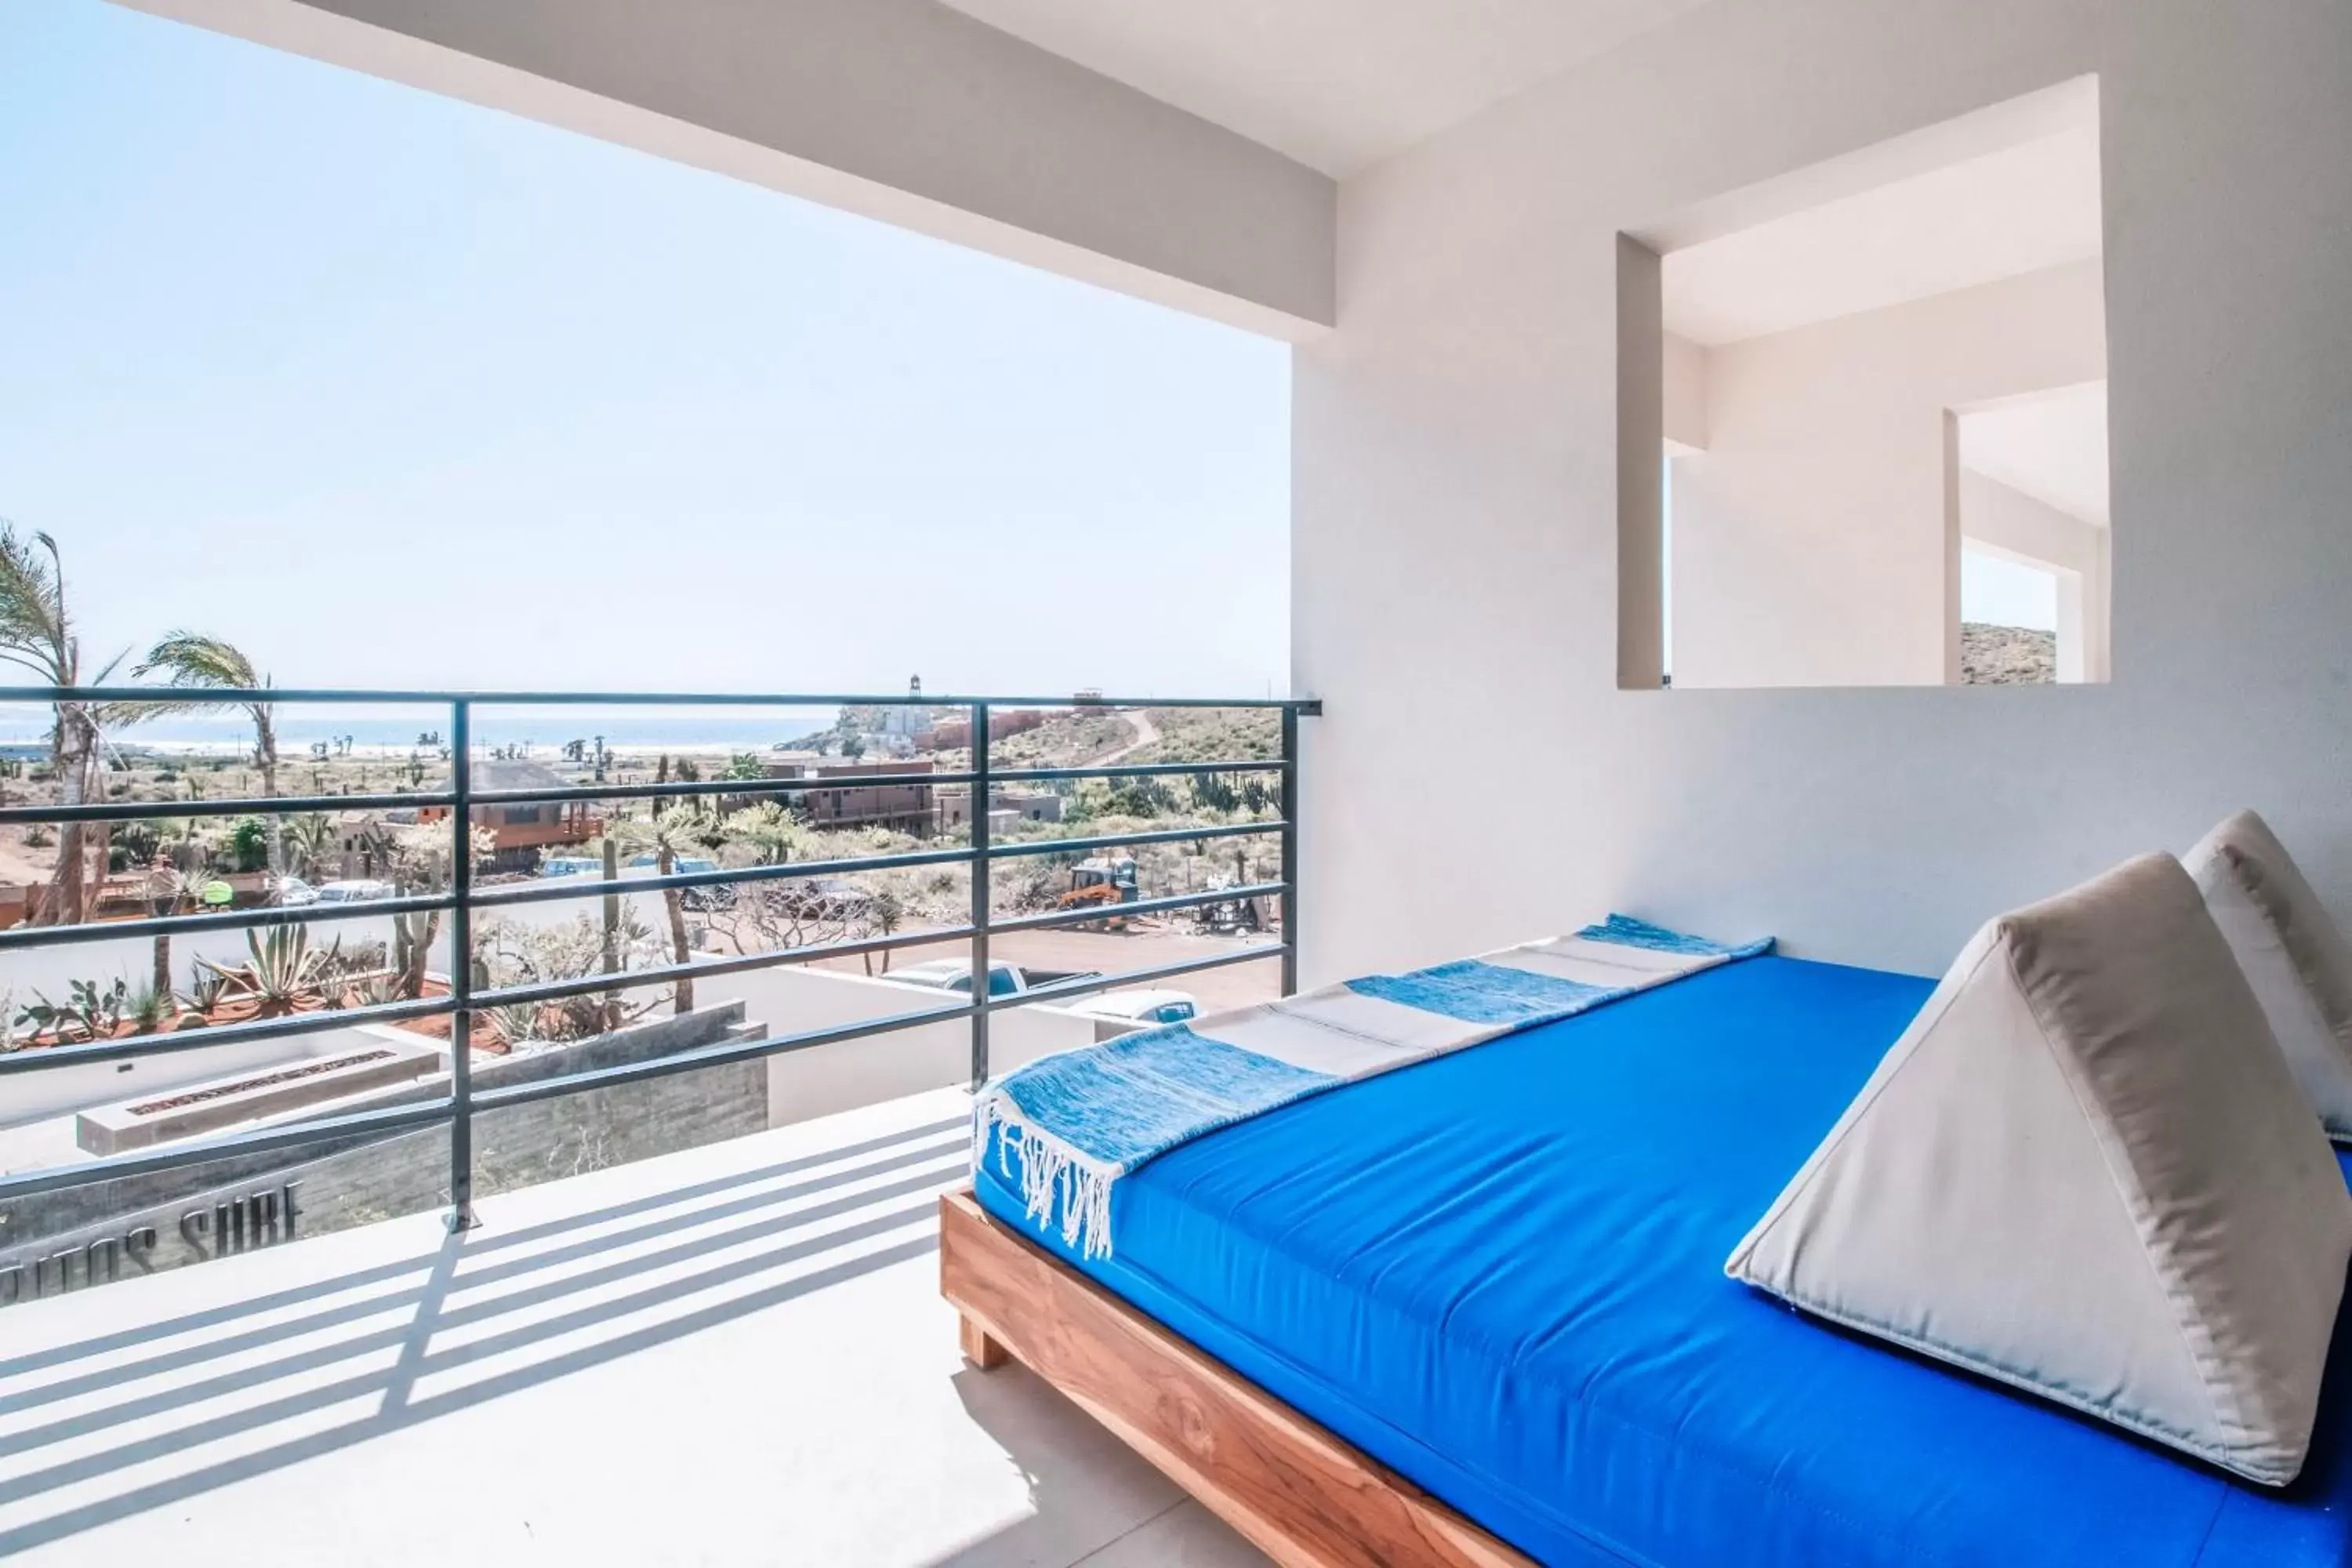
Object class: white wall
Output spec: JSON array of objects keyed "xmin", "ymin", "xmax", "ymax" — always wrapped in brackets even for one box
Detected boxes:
[
  {"xmin": 1661, "ymin": 332, "xmax": 1709, "ymax": 453},
  {"xmin": 1296, "ymin": 0, "xmax": 2352, "ymax": 978},
  {"xmin": 119, "ymin": 0, "xmax": 1336, "ymax": 338},
  {"xmin": 1668, "ymin": 260, "xmax": 2105, "ymax": 688}
]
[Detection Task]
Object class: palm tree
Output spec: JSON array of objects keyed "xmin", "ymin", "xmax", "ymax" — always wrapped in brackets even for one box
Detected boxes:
[
  {"xmin": 281, "ymin": 811, "xmax": 337, "ymax": 881},
  {"xmin": 865, "ymin": 888, "xmax": 904, "ymax": 977},
  {"xmin": 609, "ymin": 804, "xmax": 717, "ymax": 1016},
  {"xmin": 134, "ymin": 633, "xmax": 283, "ymax": 877},
  {"xmin": 144, "ymin": 866, "xmax": 205, "ymax": 1000},
  {"xmin": 0, "ymin": 524, "xmax": 131, "ymax": 925}
]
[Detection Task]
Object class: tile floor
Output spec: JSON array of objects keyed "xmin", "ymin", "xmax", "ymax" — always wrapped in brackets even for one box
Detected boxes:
[{"xmin": 0, "ymin": 1088, "xmax": 1266, "ymax": 1566}]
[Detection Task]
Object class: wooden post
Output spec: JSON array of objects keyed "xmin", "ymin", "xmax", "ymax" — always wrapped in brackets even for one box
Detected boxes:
[{"xmin": 959, "ymin": 1313, "xmax": 1010, "ymax": 1371}]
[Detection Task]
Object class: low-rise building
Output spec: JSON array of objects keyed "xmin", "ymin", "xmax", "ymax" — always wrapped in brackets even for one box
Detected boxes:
[
  {"xmin": 419, "ymin": 759, "xmax": 601, "ymax": 872},
  {"xmin": 935, "ymin": 787, "xmax": 1064, "ymax": 833},
  {"xmin": 764, "ymin": 757, "xmax": 937, "ymax": 836}
]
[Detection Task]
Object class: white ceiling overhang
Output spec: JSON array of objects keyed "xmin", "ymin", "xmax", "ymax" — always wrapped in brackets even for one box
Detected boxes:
[{"xmin": 936, "ymin": 0, "xmax": 1719, "ymax": 176}]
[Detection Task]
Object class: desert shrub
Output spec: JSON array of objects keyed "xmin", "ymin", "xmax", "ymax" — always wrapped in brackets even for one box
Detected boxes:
[
  {"xmin": 474, "ymin": 911, "xmax": 670, "ymax": 1040},
  {"xmin": 228, "ymin": 816, "xmax": 270, "ymax": 872}
]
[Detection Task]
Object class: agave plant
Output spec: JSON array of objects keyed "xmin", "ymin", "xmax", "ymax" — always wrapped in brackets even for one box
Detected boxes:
[
  {"xmin": 339, "ymin": 971, "xmax": 403, "ymax": 1011},
  {"xmin": 201, "ymin": 924, "xmax": 343, "ymax": 1017},
  {"xmin": 127, "ymin": 984, "xmax": 187, "ymax": 1035},
  {"xmin": 187, "ymin": 969, "xmax": 229, "ymax": 1018},
  {"xmin": 482, "ymin": 1001, "xmax": 547, "ymax": 1049}
]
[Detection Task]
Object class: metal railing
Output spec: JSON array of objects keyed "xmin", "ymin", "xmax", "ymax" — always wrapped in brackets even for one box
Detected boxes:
[{"xmin": 0, "ymin": 688, "xmax": 1319, "ymax": 1227}]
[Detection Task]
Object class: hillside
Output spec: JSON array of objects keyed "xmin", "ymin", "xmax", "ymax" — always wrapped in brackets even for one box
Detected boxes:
[
  {"xmin": 1962, "ymin": 622, "xmax": 2056, "ymax": 684},
  {"xmin": 1127, "ymin": 707, "xmax": 1279, "ymax": 765}
]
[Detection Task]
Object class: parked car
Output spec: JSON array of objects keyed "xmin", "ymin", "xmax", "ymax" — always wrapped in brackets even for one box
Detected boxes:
[
  {"xmin": 627, "ymin": 853, "xmax": 720, "ymax": 875},
  {"xmin": 784, "ymin": 876, "xmax": 873, "ymax": 922},
  {"xmin": 314, "ymin": 879, "xmax": 397, "ymax": 905},
  {"xmin": 274, "ymin": 875, "xmax": 318, "ymax": 907},
  {"xmin": 626, "ymin": 852, "xmax": 735, "ymax": 909},
  {"xmin": 887, "ymin": 958, "xmax": 1029, "ymax": 999}
]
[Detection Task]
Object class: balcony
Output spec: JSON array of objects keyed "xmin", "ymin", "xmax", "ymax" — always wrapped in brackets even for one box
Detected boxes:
[
  {"xmin": 0, "ymin": 685, "xmax": 1308, "ymax": 1563},
  {"xmin": 8, "ymin": 0, "xmax": 2339, "ymax": 1559}
]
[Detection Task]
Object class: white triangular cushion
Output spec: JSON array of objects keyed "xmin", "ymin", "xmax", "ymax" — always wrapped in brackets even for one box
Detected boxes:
[
  {"xmin": 2185, "ymin": 809, "xmax": 2352, "ymax": 1141},
  {"xmin": 1726, "ymin": 854, "xmax": 2352, "ymax": 1485}
]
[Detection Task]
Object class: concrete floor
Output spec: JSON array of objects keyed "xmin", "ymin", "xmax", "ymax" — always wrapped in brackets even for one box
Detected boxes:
[{"xmin": 0, "ymin": 1088, "xmax": 1266, "ymax": 1567}]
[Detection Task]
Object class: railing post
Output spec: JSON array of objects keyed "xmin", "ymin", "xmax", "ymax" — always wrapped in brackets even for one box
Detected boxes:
[
  {"xmin": 968, "ymin": 701, "xmax": 992, "ymax": 1088},
  {"xmin": 448, "ymin": 698, "xmax": 477, "ymax": 1232},
  {"xmin": 1280, "ymin": 705, "xmax": 1300, "ymax": 998}
]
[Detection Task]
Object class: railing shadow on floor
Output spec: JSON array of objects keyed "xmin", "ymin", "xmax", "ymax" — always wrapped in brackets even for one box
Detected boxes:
[{"xmin": 0, "ymin": 1114, "xmax": 969, "ymax": 1555}]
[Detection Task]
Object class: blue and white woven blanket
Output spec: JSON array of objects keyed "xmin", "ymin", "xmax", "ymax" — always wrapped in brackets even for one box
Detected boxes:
[{"xmin": 974, "ymin": 914, "xmax": 1772, "ymax": 1259}]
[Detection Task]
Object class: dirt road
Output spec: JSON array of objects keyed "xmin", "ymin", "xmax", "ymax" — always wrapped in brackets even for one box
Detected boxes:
[{"xmin": 1089, "ymin": 708, "xmax": 1160, "ymax": 766}]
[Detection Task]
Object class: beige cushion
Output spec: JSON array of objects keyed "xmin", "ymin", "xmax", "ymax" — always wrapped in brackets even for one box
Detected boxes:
[
  {"xmin": 1726, "ymin": 853, "xmax": 2352, "ymax": 1486},
  {"xmin": 2185, "ymin": 809, "xmax": 2352, "ymax": 1142}
]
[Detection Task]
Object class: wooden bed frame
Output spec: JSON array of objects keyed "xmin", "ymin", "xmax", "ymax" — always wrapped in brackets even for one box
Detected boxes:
[{"xmin": 939, "ymin": 1189, "xmax": 1533, "ymax": 1568}]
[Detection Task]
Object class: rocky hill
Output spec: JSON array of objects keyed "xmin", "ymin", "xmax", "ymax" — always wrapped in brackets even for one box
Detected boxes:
[{"xmin": 1962, "ymin": 622, "xmax": 2056, "ymax": 684}]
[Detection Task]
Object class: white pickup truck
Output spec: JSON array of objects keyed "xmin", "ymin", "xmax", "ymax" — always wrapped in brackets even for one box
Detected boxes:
[
  {"xmin": 884, "ymin": 960, "xmax": 1196, "ymax": 1038},
  {"xmin": 1065, "ymin": 990, "xmax": 1199, "ymax": 1035},
  {"xmin": 885, "ymin": 958, "xmax": 1031, "ymax": 1000}
]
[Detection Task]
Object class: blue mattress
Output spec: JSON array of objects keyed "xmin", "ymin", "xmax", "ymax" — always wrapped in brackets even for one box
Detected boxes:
[{"xmin": 975, "ymin": 955, "xmax": 2352, "ymax": 1567}]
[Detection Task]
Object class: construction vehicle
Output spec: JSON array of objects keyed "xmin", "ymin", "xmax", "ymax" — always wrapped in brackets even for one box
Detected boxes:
[
  {"xmin": 1057, "ymin": 857, "xmax": 1141, "ymax": 930},
  {"xmin": 1194, "ymin": 882, "xmax": 1266, "ymax": 935},
  {"xmin": 1192, "ymin": 846, "xmax": 1269, "ymax": 935}
]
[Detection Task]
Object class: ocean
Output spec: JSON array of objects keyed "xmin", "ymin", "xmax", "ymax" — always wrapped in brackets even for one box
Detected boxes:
[{"xmin": 0, "ymin": 704, "xmax": 848, "ymax": 757}]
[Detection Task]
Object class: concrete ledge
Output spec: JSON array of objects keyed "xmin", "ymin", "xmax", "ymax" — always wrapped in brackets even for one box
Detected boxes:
[{"xmin": 75, "ymin": 1037, "xmax": 444, "ymax": 1156}]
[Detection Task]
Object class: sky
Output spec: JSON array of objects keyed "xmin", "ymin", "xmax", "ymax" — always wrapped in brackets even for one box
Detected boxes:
[
  {"xmin": 0, "ymin": 0, "xmax": 1292, "ymax": 729},
  {"xmin": 1960, "ymin": 548, "xmax": 2059, "ymax": 631}
]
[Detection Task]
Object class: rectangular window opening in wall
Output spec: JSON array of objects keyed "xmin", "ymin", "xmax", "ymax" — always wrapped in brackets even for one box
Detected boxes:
[
  {"xmin": 1960, "ymin": 543, "xmax": 2061, "ymax": 684},
  {"xmin": 1621, "ymin": 75, "xmax": 2111, "ymax": 690}
]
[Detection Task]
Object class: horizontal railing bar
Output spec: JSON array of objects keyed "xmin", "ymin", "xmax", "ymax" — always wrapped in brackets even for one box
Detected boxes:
[
  {"xmin": 0, "ymin": 688, "xmax": 482, "ymax": 706},
  {"xmin": 0, "ymin": 770, "xmax": 985, "ymax": 822},
  {"xmin": 0, "ymin": 763, "xmax": 1285, "ymax": 825},
  {"xmin": 991, "ymin": 944, "xmax": 1287, "ymax": 1010},
  {"xmin": 985, "ymin": 882, "xmax": 1288, "ymax": 938},
  {"xmin": 0, "ymin": 790, "xmax": 457, "ymax": 826},
  {"xmin": 466, "ymin": 771, "xmax": 978, "ymax": 806},
  {"xmin": 0, "ymin": 894, "xmax": 458, "ymax": 952},
  {"xmin": 470, "ymin": 847, "xmax": 977, "ymax": 909},
  {"xmin": 0, "ymin": 687, "xmax": 1323, "ymax": 712},
  {"xmin": 985, "ymin": 820, "xmax": 1286, "ymax": 860},
  {"xmin": 0, "ymin": 996, "xmax": 458, "ymax": 1074},
  {"xmin": 470, "ymin": 1001, "xmax": 974, "ymax": 1113},
  {"xmin": 990, "ymin": 760, "xmax": 1284, "ymax": 783},
  {"xmin": 468, "ymin": 924, "xmax": 980, "ymax": 1011},
  {"xmin": 0, "ymin": 764, "xmax": 1281, "ymax": 829},
  {"xmin": 0, "ymin": 1097, "xmax": 456, "ymax": 1202}
]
